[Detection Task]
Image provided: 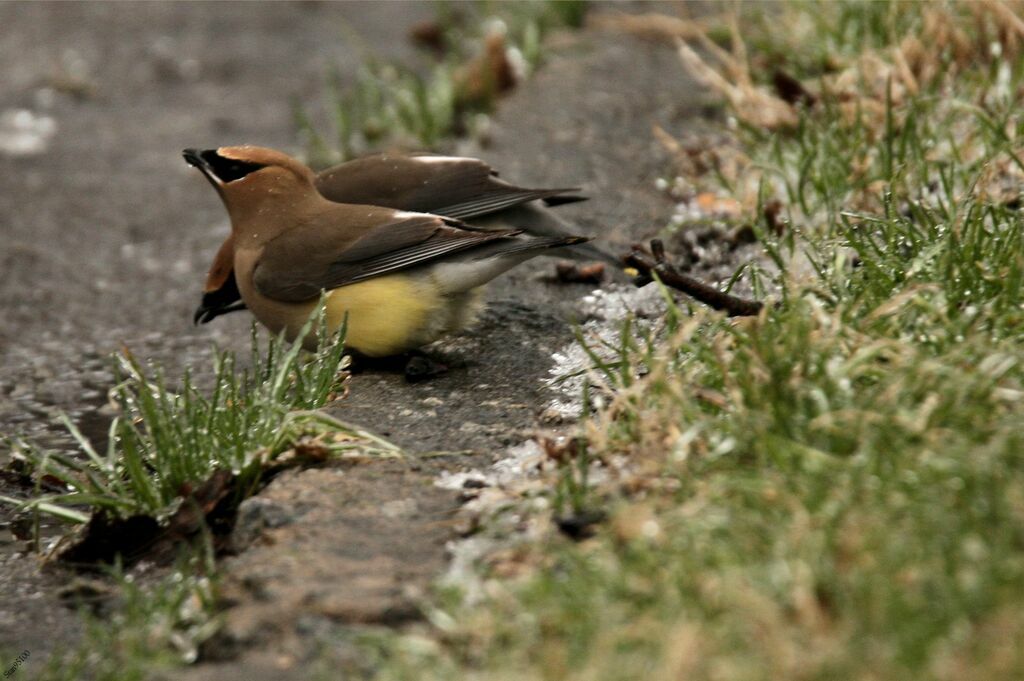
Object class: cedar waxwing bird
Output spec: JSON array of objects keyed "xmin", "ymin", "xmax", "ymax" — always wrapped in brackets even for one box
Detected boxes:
[
  {"xmin": 183, "ymin": 145, "xmax": 592, "ymax": 357},
  {"xmin": 192, "ymin": 151, "xmax": 616, "ymax": 325}
]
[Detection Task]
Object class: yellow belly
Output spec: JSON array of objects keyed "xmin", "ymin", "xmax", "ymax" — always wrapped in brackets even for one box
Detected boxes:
[
  {"xmin": 257, "ymin": 274, "xmax": 481, "ymax": 357},
  {"xmin": 325, "ymin": 275, "xmax": 441, "ymax": 356}
]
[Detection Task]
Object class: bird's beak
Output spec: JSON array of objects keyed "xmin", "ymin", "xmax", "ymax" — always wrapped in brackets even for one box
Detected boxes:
[
  {"xmin": 183, "ymin": 148, "xmax": 224, "ymax": 189},
  {"xmin": 193, "ymin": 302, "xmax": 214, "ymax": 325},
  {"xmin": 193, "ymin": 277, "xmax": 247, "ymax": 325},
  {"xmin": 193, "ymin": 299, "xmax": 247, "ymax": 325}
]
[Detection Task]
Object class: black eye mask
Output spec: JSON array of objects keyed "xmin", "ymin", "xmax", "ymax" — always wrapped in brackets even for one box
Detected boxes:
[
  {"xmin": 199, "ymin": 150, "xmax": 266, "ymax": 182},
  {"xmin": 183, "ymin": 148, "xmax": 266, "ymax": 183}
]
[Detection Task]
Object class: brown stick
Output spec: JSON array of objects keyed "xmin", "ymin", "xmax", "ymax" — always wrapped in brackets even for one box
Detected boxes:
[{"xmin": 624, "ymin": 239, "xmax": 764, "ymax": 317}]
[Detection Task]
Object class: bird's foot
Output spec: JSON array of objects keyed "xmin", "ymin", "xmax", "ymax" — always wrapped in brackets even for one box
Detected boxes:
[
  {"xmin": 403, "ymin": 352, "xmax": 448, "ymax": 383},
  {"xmin": 346, "ymin": 351, "xmax": 449, "ymax": 382}
]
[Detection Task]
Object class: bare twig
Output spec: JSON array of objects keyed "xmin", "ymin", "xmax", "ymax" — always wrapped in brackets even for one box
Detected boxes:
[{"xmin": 624, "ymin": 239, "xmax": 764, "ymax": 317}]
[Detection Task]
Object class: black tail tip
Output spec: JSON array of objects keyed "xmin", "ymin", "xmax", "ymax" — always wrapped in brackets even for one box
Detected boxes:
[{"xmin": 544, "ymin": 194, "xmax": 589, "ymax": 208}]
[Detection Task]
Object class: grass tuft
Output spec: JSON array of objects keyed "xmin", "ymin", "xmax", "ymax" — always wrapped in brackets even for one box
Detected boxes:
[
  {"xmin": 37, "ymin": 553, "xmax": 220, "ymax": 681},
  {"xmin": 295, "ymin": 0, "xmax": 588, "ymax": 165},
  {"xmin": 3, "ymin": 304, "xmax": 397, "ymax": 526},
  {"xmin": 341, "ymin": 4, "xmax": 1024, "ymax": 679}
]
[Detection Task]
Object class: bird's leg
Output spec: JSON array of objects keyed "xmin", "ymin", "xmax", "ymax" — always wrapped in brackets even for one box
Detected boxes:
[
  {"xmin": 346, "ymin": 353, "xmax": 408, "ymax": 374},
  {"xmin": 345, "ymin": 350, "xmax": 449, "ymax": 382},
  {"xmin": 403, "ymin": 351, "xmax": 449, "ymax": 383}
]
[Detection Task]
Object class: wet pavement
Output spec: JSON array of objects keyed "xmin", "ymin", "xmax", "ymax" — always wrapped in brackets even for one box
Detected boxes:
[
  {"xmin": 0, "ymin": 2, "xmax": 710, "ymax": 673},
  {"xmin": 1, "ymin": 0, "xmax": 436, "ymax": 660},
  {"xmin": 0, "ymin": 2, "xmax": 434, "ymax": 450}
]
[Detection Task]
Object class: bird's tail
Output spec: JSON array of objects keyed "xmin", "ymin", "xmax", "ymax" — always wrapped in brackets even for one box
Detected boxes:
[
  {"xmin": 473, "ymin": 204, "xmax": 621, "ymax": 266},
  {"xmin": 558, "ymin": 237, "xmax": 621, "ymax": 266},
  {"xmin": 476, "ymin": 234, "xmax": 592, "ymax": 259}
]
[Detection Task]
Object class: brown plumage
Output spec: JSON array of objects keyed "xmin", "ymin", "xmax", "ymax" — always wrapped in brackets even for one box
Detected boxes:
[
  {"xmin": 193, "ymin": 151, "xmax": 611, "ymax": 325},
  {"xmin": 184, "ymin": 146, "xmax": 590, "ymax": 356}
]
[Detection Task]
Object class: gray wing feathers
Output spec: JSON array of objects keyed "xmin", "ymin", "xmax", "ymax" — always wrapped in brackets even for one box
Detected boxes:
[
  {"xmin": 474, "ymin": 204, "xmax": 621, "ymax": 265},
  {"xmin": 315, "ymin": 154, "xmax": 581, "ymax": 221},
  {"xmin": 433, "ymin": 188, "xmax": 574, "ymax": 220},
  {"xmin": 253, "ymin": 212, "xmax": 522, "ymax": 301},
  {"xmin": 325, "ymin": 223, "xmax": 519, "ymax": 286}
]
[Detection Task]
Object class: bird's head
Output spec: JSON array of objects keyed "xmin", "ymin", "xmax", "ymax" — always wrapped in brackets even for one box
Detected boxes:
[{"xmin": 183, "ymin": 146, "xmax": 318, "ymax": 230}]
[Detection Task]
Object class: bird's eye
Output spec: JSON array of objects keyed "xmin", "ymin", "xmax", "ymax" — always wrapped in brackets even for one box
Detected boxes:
[{"xmin": 201, "ymin": 150, "xmax": 266, "ymax": 182}]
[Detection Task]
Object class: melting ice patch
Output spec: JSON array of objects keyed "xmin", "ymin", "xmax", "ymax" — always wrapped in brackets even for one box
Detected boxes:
[
  {"xmin": 434, "ymin": 440, "xmax": 545, "ymax": 492},
  {"xmin": 432, "ymin": 287, "xmax": 671, "ymax": 603},
  {"xmin": 544, "ymin": 284, "xmax": 668, "ymax": 421}
]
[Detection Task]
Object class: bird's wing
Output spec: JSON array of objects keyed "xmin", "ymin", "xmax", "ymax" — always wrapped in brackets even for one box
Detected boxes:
[
  {"xmin": 199, "ymin": 154, "xmax": 588, "ymax": 317},
  {"xmin": 314, "ymin": 153, "xmax": 585, "ymax": 220},
  {"xmin": 252, "ymin": 206, "xmax": 520, "ymax": 302}
]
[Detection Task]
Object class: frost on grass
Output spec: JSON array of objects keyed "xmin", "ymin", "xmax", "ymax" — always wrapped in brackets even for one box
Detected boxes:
[
  {"xmin": 434, "ymin": 440, "xmax": 554, "ymax": 603},
  {"xmin": 435, "ymin": 440, "xmax": 546, "ymax": 492},
  {"xmin": 544, "ymin": 283, "xmax": 668, "ymax": 422},
  {"xmin": 435, "ymin": 283, "xmax": 671, "ymax": 601}
]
